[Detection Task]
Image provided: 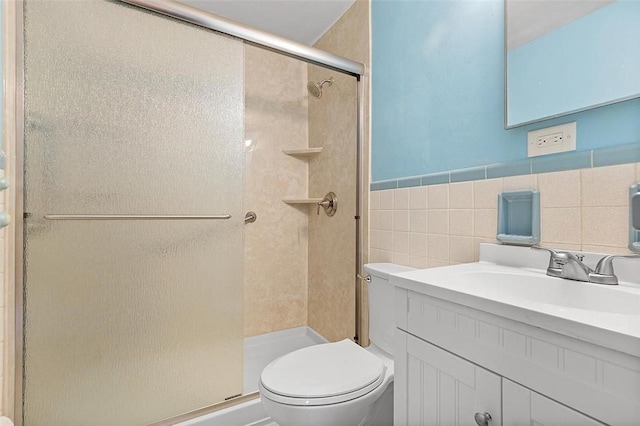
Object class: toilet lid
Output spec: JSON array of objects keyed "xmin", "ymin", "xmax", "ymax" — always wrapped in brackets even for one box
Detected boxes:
[{"xmin": 260, "ymin": 339, "xmax": 385, "ymax": 400}]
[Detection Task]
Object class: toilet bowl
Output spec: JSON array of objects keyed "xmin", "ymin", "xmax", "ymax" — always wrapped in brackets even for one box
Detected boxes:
[
  {"xmin": 259, "ymin": 339, "xmax": 392, "ymax": 426},
  {"xmin": 258, "ymin": 263, "xmax": 414, "ymax": 426}
]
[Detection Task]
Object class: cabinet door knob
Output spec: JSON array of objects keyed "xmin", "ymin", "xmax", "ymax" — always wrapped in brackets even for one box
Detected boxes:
[{"xmin": 474, "ymin": 412, "xmax": 492, "ymax": 426}]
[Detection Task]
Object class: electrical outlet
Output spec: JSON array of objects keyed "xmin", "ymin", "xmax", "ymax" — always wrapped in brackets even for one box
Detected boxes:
[{"xmin": 527, "ymin": 122, "xmax": 577, "ymax": 157}]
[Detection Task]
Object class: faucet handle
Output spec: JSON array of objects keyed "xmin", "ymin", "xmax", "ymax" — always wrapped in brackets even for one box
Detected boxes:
[
  {"xmin": 531, "ymin": 246, "xmax": 579, "ymax": 260},
  {"xmin": 531, "ymin": 246, "xmax": 556, "ymax": 255},
  {"xmin": 531, "ymin": 246, "xmax": 565, "ymax": 265},
  {"xmin": 594, "ymin": 254, "xmax": 640, "ymax": 275},
  {"xmin": 531, "ymin": 246, "xmax": 559, "ymax": 262},
  {"xmin": 531, "ymin": 246, "xmax": 585, "ymax": 270}
]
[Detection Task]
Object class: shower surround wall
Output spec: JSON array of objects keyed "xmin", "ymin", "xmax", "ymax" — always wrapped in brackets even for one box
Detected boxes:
[
  {"xmin": 308, "ymin": 0, "xmax": 369, "ymax": 344},
  {"xmin": 0, "ymin": 171, "xmax": 5, "ymax": 415},
  {"xmin": 307, "ymin": 67, "xmax": 357, "ymax": 343},
  {"xmin": 243, "ymin": 0, "xmax": 370, "ymax": 339},
  {"xmin": 244, "ymin": 45, "xmax": 309, "ymax": 337},
  {"xmin": 245, "ymin": 0, "xmax": 370, "ymax": 343}
]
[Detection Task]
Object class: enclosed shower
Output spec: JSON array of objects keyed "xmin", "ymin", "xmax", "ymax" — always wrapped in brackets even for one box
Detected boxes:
[{"xmin": 15, "ymin": 0, "xmax": 366, "ymax": 425}]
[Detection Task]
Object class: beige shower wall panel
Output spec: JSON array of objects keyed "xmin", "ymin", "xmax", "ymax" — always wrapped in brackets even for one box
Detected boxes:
[
  {"xmin": 244, "ymin": 46, "xmax": 309, "ymax": 337},
  {"xmin": 308, "ymin": 0, "xmax": 370, "ymax": 343},
  {"xmin": 307, "ymin": 70, "xmax": 357, "ymax": 343}
]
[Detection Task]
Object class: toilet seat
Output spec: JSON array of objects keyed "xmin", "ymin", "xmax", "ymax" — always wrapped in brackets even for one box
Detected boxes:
[{"xmin": 259, "ymin": 339, "xmax": 386, "ymax": 406}]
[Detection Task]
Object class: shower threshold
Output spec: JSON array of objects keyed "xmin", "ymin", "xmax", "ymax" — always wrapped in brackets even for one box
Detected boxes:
[{"xmin": 177, "ymin": 326, "xmax": 327, "ymax": 426}]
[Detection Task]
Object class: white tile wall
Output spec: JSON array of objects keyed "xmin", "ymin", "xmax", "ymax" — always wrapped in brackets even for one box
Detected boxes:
[
  {"xmin": 474, "ymin": 209, "xmax": 497, "ymax": 238},
  {"xmin": 428, "ymin": 184, "xmax": 449, "ymax": 209},
  {"xmin": 370, "ymin": 163, "xmax": 640, "ymax": 268},
  {"xmin": 450, "ymin": 209, "xmax": 473, "ymax": 236},
  {"xmin": 503, "ymin": 174, "xmax": 537, "ymax": 191},
  {"xmin": 582, "ymin": 206, "xmax": 628, "ymax": 247},
  {"xmin": 409, "ymin": 186, "xmax": 428, "ymax": 209},
  {"xmin": 538, "ymin": 170, "xmax": 581, "ymax": 208},
  {"xmin": 541, "ymin": 207, "xmax": 582, "ymax": 246},
  {"xmin": 450, "ymin": 182, "xmax": 473, "ymax": 209},
  {"xmin": 428, "ymin": 210, "xmax": 449, "ymax": 234},
  {"xmin": 394, "ymin": 188, "xmax": 410, "ymax": 210},
  {"xmin": 409, "ymin": 210, "xmax": 427, "ymax": 233},
  {"xmin": 473, "ymin": 178, "xmax": 502, "ymax": 209},
  {"xmin": 581, "ymin": 164, "xmax": 635, "ymax": 207}
]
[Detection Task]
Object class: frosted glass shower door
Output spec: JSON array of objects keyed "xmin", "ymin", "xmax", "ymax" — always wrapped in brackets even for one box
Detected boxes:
[{"xmin": 22, "ymin": 1, "xmax": 244, "ymax": 425}]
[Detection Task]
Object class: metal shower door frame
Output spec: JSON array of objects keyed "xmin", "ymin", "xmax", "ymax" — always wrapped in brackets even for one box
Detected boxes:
[{"xmin": 7, "ymin": 1, "xmax": 368, "ymax": 424}]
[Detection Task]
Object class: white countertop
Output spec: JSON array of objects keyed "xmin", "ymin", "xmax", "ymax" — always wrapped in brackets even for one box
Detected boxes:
[{"xmin": 391, "ymin": 244, "xmax": 640, "ymax": 358}]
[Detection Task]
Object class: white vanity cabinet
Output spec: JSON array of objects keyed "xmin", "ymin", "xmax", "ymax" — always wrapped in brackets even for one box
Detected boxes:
[
  {"xmin": 503, "ymin": 379, "xmax": 603, "ymax": 426},
  {"xmin": 394, "ymin": 330, "xmax": 501, "ymax": 425},
  {"xmin": 394, "ymin": 288, "xmax": 640, "ymax": 426}
]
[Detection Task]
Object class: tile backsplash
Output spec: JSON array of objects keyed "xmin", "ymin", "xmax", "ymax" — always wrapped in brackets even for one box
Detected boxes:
[{"xmin": 370, "ymin": 163, "xmax": 640, "ymax": 268}]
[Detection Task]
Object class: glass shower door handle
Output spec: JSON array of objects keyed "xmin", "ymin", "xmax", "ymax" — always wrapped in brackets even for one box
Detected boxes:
[{"xmin": 43, "ymin": 214, "xmax": 232, "ymax": 220}]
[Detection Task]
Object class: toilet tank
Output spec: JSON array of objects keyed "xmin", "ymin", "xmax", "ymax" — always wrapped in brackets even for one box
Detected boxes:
[{"xmin": 364, "ymin": 263, "xmax": 415, "ymax": 355}]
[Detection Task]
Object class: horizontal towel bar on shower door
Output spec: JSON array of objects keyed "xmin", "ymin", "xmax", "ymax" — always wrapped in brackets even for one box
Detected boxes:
[{"xmin": 43, "ymin": 214, "xmax": 232, "ymax": 220}]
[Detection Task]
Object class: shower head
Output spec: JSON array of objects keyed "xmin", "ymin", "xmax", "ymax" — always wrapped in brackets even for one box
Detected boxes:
[{"xmin": 307, "ymin": 77, "xmax": 334, "ymax": 99}]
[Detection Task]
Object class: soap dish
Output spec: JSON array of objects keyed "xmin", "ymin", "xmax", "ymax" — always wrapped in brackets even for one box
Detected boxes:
[
  {"xmin": 630, "ymin": 184, "xmax": 640, "ymax": 253},
  {"xmin": 497, "ymin": 190, "xmax": 540, "ymax": 246}
]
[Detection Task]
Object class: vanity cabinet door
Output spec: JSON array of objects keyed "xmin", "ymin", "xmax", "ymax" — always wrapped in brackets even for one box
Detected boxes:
[
  {"xmin": 395, "ymin": 330, "xmax": 501, "ymax": 425},
  {"xmin": 503, "ymin": 379, "xmax": 604, "ymax": 426}
]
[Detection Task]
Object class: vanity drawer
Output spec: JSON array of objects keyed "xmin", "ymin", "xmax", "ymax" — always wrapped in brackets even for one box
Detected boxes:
[
  {"xmin": 503, "ymin": 379, "xmax": 604, "ymax": 426},
  {"xmin": 397, "ymin": 288, "xmax": 640, "ymax": 426}
]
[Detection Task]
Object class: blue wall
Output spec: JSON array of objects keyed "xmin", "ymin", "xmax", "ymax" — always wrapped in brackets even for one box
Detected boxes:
[{"xmin": 371, "ymin": 0, "xmax": 640, "ymax": 182}]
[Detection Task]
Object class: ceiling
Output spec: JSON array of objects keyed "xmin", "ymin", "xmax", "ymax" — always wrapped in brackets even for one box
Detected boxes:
[
  {"xmin": 179, "ymin": 0, "xmax": 356, "ymax": 46},
  {"xmin": 507, "ymin": 0, "xmax": 615, "ymax": 50}
]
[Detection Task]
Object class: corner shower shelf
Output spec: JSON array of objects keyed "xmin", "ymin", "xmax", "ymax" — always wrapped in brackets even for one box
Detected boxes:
[
  {"xmin": 282, "ymin": 198, "xmax": 323, "ymax": 205},
  {"xmin": 282, "ymin": 147, "xmax": 323, "ymax": 157}
]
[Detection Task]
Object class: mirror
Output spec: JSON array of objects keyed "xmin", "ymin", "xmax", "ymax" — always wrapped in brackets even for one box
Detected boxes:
[{"xmin": 505, "ymin": 0, "xmax": 640, "ymax": 128}]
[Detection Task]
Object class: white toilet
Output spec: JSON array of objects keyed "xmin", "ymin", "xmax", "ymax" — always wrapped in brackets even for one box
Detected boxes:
[{"xmin": 258, "ymin": 263, "xmax": 414, "ymax": 426}]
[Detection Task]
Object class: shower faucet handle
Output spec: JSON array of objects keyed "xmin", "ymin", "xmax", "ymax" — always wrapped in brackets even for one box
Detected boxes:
[
  {"xmin": 316, "ymin": 199, "xmax": 331, "ymax": 215},
  {"xmin": 317, "ymin": 192, "xmax": 337, "ymax": 217}
]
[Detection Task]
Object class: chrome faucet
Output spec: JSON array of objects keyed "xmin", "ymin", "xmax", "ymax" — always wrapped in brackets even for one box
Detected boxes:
[{"xmin": 532, "ymin": 247, "xmax": 639, "ymax": 285}]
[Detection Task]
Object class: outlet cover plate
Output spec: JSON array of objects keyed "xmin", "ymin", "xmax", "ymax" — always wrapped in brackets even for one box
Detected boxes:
[{"xmin": 527, "ymin": 122, "xmax": 577, "ymax": 158}]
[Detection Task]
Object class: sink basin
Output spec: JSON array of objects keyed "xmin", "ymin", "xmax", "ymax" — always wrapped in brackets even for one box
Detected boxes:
[
  {"xmin": 456, "ymin": 269, "xmax": 640, "ymax": 315},
  {"xmin": 390, "ymin": 243, "xmax": 640, "ymax": 357}
]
